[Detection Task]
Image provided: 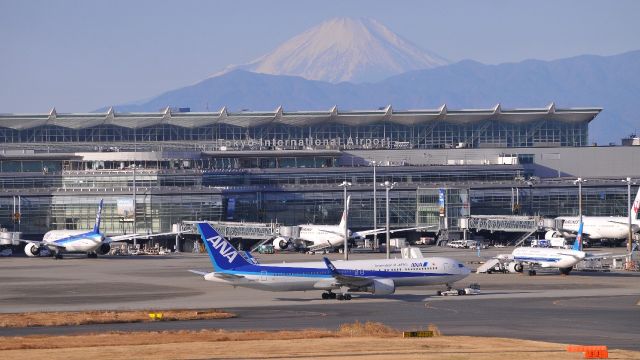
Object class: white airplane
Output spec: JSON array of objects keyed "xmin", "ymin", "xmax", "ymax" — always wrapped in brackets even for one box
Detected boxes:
[
  {"xmin": 269, "ymin": 196, "xmax": 432, "ymax": 252},
  {"xmin": 20, "ymin": 199, "xmax": 179, "ymax": 259},
  {"xmin": 554, "ymin": 187, "xmax": 640, "ymax": 242},
  {"xmin": 191, "ymin": 222, "xmax": 470, "ymax": 300},
  {"xmin": 497, "ymin": 222, "xmax": 632, "ymax": 275}
]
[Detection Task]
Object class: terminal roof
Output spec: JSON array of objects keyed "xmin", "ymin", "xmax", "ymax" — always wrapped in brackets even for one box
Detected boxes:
[{"xmin": 0, "ymin": 103, "xmax": 601, "ymax": 130}]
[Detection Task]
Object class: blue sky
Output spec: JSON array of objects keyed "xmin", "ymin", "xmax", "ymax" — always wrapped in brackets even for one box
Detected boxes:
[{"xmin": 1, "ymin": 0, "xmax": 638, "ymax": 112}]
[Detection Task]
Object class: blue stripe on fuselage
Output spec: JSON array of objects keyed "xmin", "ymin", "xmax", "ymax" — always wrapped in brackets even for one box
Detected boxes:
[
  {"xmin": 52, "ymin": 231, "xmax": 101, "ymax": 245},
  {"xmin": 219, "ymin": 265, "xmax": 453, "ymax": 279},
  {"xmin": 514, "ymin": 256, "xmax": 561, "ymax": 263}
]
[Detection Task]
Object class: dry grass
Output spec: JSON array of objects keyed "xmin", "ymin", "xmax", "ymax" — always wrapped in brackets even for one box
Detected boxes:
[
  {"xmin": 0, "ymin": 328, "xmax": 340, "ymax": 351},
  {"xmin": 0, "ymin": 309, "xmax": 235, "ymax": 328},
  {"xmin": 427, "ymin": 323, "xmax": 442, "ymax": 336},
  {"xmin": 1, "ymin": 330, "xmax": 639, "ymax": 360},
  {"xmin": 337, "ymin": 320, "xmax": 399, "ymax": 337}
]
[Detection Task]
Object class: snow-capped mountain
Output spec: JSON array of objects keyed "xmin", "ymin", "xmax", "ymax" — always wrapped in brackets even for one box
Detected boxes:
[{"xmin": 215, "ymin": 17, "xmax": 449, "ymax": 83}]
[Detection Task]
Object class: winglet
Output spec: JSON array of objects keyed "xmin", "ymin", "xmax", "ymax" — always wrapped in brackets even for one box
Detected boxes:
[
  {"xmin": 572, "ymin": 222, "xmax": 584, "ymax": 251},
  {"xmin": 322, "ymin": 257, "xmax": 339, "ymax": 276}
]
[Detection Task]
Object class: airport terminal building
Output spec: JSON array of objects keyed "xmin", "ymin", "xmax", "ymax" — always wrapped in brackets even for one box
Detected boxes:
[{"xmin": 1, "ymin": 103, "xmax": 639, "ymax": 245}]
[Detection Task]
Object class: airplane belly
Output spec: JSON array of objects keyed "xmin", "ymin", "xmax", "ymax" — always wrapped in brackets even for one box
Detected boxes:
[{"xmin": 261, "ymin": 276, "xmax": 318, "ymax": 291}]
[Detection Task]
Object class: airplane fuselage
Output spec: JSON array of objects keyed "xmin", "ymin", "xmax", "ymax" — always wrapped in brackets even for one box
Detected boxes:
[
  {"xmin": 42, "ymin": 230, "xmax": 104, "ymax": 253},
  {"xmin": 298, "ymin": 225, "xmax": 350, "ymax": 248},
  {"xmin": 557, "ymin": 216, "xmax": 638, "ymax": 240},
  {"xmin": 513, "ymin": 247, "xmax": 585, "ymax": 269},
  {"xmin": 204, "ymin": 256, "xmax": 470, "ymax": 291}
]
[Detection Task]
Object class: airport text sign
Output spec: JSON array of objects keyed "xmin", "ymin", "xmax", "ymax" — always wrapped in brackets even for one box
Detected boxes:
[{"xmin": 221, "ymin": 136, "xmax": 402, "ymax": 150}]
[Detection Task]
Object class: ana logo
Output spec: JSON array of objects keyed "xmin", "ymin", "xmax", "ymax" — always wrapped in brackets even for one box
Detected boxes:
[
  {"xmin": 208, "ymin": 236, "xmax": 238, "ymax": 263},
  {"xmin": 411, "ymin": 261, "xmax": 429, "ymax": 267}
]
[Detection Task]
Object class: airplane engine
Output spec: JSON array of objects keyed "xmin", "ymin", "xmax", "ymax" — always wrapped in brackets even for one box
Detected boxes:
[
  {"xmin": 507, "ymin": 262, "xmax": 523, "ymax": 273},
  {"xmin": 24, "ymin": 243, "xmax": 40, "ymax": 257},
  {"xmin": 96, "ymin": 243, "xmax": 111, "ymax": 255},
  {"xmin": 544, "ymin": 230, "xmax": 563, "ymax": 240},
  {"xmin": 272, "ymin": 237, "xmax": 290, "ymax": 250},
  {"xmin": 364, "ymin": 278, "xmax": 395, "ymax": 295}
]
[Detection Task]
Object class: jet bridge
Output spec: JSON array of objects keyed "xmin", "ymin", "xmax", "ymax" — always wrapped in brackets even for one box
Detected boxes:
[
  {"xmin": 462, "ymin": 215, "xmax": 543, "ymax": 246},
  {"xmin": 179, "ymin": 221, "xmax": 279, "ymax": 240}
]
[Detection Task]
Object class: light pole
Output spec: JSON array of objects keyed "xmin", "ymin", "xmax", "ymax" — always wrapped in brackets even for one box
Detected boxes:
[
  {"xmin": 623, "ymin": 177, "xmax": 634, "ymax": 255},
  {"xmin": 339, "ymin": 181, "xmax": 352, "ymax": 261},
  {"xmin": 383, "ymin": 181, "xmax": 397, "ymax": 260},
  {"xmin": 574, "ymin": 178, "xmax": 586, "ymax": 224},
  {"xmin": 372, "ymin": 161, "xmax": 378, "ymax": 251}
]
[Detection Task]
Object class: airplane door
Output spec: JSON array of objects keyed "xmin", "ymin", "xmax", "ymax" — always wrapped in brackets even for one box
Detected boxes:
[{"xmin": 260, "ymin": 271, "xmax": 268, "ymax": 281}]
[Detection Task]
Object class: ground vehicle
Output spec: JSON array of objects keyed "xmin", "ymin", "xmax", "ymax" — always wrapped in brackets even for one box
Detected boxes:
[
  {"xmin": 437, "ymin": 283, "xmax": 480, "ymax": 296},
  {"xmin": 257, "ymin": 244, "xmax": 275, "ymax": 254}
]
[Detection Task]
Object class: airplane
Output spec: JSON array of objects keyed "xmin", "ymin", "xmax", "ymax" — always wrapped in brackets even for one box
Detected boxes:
[
  {"xmin": 20, "ymin": 199, "xmax": 179, "ymax": 259},
  {"xmin": 496, "ymin": 222, "xmax": 633, "ymax": 275},
  {"xmin": 554, "ymin": 186, "xmax": 640, "ymax": 243},
  {"xmin": 190, "ymin": 222, "xmax": 470, "ymax": 300},
  {"xmin": 268, "ymin": 196, "xmax": 433, "ymax": 252}
]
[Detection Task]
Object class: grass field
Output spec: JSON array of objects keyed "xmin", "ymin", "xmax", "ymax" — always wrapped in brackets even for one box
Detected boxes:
[
  {"xmin": 1, "ymin": 322, "xmax": 638, "ymax": 360},
  {"xmin": 0, "ymin": 309, "xmax": 234, "ymax": 328}
]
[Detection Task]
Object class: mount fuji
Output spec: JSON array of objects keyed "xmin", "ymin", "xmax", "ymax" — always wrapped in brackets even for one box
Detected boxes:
[{"xmin": 215, "ymin": 17, "xmax": 449, "ymax": 83}]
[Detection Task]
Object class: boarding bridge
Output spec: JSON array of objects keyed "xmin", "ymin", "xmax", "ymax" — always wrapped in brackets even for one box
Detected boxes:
[
  {"xmin": 462, "ymin": 215, "xmax": 543, "ymax": 246},
  {"xmin": 179, "ymin": 221, "xmax": 279, "ymax": 240}
]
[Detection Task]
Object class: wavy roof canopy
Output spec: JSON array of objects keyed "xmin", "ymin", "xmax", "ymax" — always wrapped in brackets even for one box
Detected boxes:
[{"xmin": 0, "ymin": 103, "xmax": 601, "ymax": 130}]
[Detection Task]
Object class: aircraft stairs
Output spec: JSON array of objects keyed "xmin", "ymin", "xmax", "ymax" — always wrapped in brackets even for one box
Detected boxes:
[
  {"xmin": 513, "ymin": 229, "xmax": 537, "ymax": 247},
  {"xmin": 476, "ymin": 258, "xmax": 502, "ymax": 274}
]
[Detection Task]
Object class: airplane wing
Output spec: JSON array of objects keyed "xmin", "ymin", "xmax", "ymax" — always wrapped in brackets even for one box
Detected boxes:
[
  {"xmin": 107, "ymin": 231, "xmax": 183, "ymax": 242},
  {"xmin": 187, "ymin": 270, "xmax": 245, "ymax": 279},
  {"xmin": 355, "ymin": 225, "xmax": 436, "ymax": 237},
  {"xmin": 322, "ymin": 257, "xmax": 372, "ymax": 287},
  {"xmin": 188, "ymin": 270, "xmax": 208, "ymax": 276},
  {"xmin": 15, "ymin": 239, "xmax": 66, "ymax": 250}
]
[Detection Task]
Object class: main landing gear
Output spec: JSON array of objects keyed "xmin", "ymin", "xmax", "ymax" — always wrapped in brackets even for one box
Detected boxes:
[
  {"xmin": 87, "ymin": 252, "xmax": 98, "ymax": 259},
  {"xmin": 54, "ymin": 252, "xmax": 63, "ymax": 260},
  {"xmin": 321, "ymin": 291, "xmax": 352, "ymax": 300}
]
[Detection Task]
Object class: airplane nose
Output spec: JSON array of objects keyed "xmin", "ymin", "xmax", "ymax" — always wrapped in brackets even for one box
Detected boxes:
[{"xmin": 458, "ymin": 263, "xmax": 471, "ymax": 275}]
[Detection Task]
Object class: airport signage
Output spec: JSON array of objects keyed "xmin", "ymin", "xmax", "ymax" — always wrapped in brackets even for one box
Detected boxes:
[
  {"xmin": 221, "ymin": 136, "xmax": 397, "ymax": 149},
  {"xmin": 402, "ymin": 331, "xmax": 434, "ymax": 338}
]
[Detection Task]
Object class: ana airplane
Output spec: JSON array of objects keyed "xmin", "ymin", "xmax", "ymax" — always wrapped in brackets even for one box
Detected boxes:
[
  {"xmin": 497, "ymin": 222, "xmax": 631, "ymax": 275},
  {"xmin": 191, "ymin": 222, "xmax": 470, "ymax": 300},
  {"xmin": 554, "ymin": 186, "xmax": 640, "ymax": 242},
  {"xmin": 269, "ymin": 196, "xmax": 432, "ymax": 252},
  {"xmin": 20, "ymin": 199, "xmax": 178, "ymax": 259}
]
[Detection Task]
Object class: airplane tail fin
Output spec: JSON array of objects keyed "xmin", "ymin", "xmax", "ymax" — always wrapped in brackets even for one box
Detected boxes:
[
  {"xmin": 196, "ymin": 222, "xmax": 250, "ymax": 272},
  {"xmin": 338, "ymin": 195, "xmax": 351, "ymax": 233},
  {"xmin": 93, "ymin": 199, "xmax": 104, "ymax": 233},
  {"xmin": 572, "ymin": 221, "xmax": 584, "ymax": 251},
  {"xmin": 631, "ymin": 186, "xmax": 640, "ymax": 223}
]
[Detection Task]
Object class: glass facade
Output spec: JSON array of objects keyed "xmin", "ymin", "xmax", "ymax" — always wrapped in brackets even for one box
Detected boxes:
[{"xmin": 0, "ymin": 118, "xmax": 589, "ymax": 149}]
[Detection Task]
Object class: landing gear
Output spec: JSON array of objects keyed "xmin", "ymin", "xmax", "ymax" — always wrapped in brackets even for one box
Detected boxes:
[
  {"xmin": 528, "ymin": 269, "xmax": 537, "ymax": 276},
  {"xmin": 54, "ymin": 252, "xmax": 63, "ymax": 260},
  {"xmin": 321, "ymin": 291, "xmax": 337, "ymax": 300},
  {"xmin": 87, "ymin": 253, "xmax": 98, "ymax": 259},
  {"xmin": 334, "ymin": 293, "xmax": 352, "ymax": 301},
  {"xmin": 559, "ymin": 266, "xmax": 573, "ymax": 275}
]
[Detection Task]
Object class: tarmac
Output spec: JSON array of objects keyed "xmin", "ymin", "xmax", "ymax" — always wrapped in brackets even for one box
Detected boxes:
[{"xmin": 1, "ymin": 246, "xmax": 639, "ymax": 350}]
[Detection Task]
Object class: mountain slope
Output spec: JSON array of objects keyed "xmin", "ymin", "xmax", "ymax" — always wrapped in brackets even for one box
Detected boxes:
[
  {"xmin": 216, "ymin": 17, "xmax": 448, "ymax": 83},
  {"xmin": 103, "ymin": 50, "xmax": 640, "ymax": 144}
]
